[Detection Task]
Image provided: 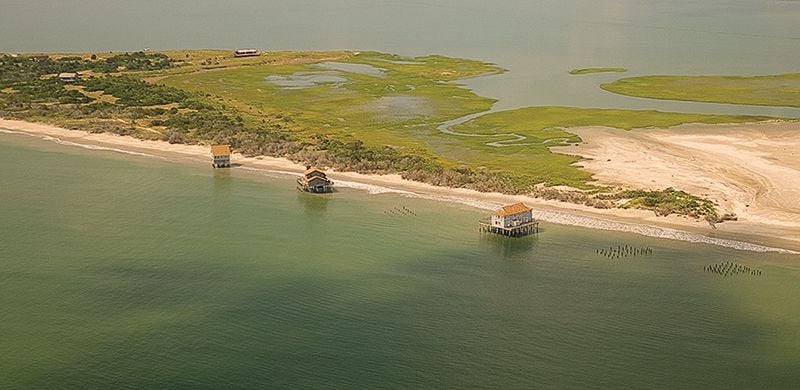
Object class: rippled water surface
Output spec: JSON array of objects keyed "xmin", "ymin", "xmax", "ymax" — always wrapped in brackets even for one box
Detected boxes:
[
  {"xmin": 2, "ymin": 1, "xmax": 800, "ymax": 388},
  {"xmin": 1, "ymin": 134, "xmax": 799, "ymax": 388},
  {"xmin": 2, "ymin": 0, "xmax": 799, "ymax": 116}
]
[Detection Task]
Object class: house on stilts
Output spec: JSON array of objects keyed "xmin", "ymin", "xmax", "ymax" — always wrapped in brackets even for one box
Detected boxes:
[
  {"xmin": 297, "ymin": 166, "xmax": 334, "ymax": 193},
  {"xmin": 210, "ymin": 144, "xmax": 232, "ymax": 168},
  {"xmin": 479, "ymin": 202, "xmax": 539, "ymax": 237}
]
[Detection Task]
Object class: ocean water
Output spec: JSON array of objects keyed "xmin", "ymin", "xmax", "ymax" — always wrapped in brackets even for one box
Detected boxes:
[
  {"xmin": 1, "ymin": 133, "xmax": 799, "ymax": 389},
  {"xmin": 2, "ymin": 0, "xmax": 800, "ymax": 117},
  {"xmin": 2, "ymin": 1, "xmax": 800, "ymax": 387}
]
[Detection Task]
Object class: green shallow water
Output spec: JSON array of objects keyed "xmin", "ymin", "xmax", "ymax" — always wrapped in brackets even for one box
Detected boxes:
[{"xmin": 1, "ymin": 134, "xmax": 800, "ymax": 389}]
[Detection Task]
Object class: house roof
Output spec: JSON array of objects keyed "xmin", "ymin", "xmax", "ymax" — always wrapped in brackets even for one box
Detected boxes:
[
  {"xmin": 58, "ymin": 72, "xmax": 77, "ymax": 78},
  {"xmin": 304, "ymin": 167, "xmax": 326, "ymax": 176},
  {"xmin": 299, "ymin": 175, "xmax": 331, "ymax": 186},
  {"xmin": 210, "ymin": 144, "xmax": 231, "ymax": 156},
  {"xmin": 307, "ymin": 176, "xmax": 331, "ymax": 184},
  {"xmin": 493, "ymin": 202, "xmax": 532, "ymax": 217}
]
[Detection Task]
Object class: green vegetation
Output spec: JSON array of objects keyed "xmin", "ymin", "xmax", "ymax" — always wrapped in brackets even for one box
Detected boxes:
[
  {"xmin": 447, "ymin": 106, "xmax": 768, "ymax": 189},
  {"xmin": 569, "ymin": 67, "xmax": 627, "ymax": 75},
  {"xmin": 615, "ymin": 188, "xmax": 720, "ymax": 223},
  {"xmin": 83, "ymin": 76, "xmax": 188, "ymax": 106},
  {"xmin": 602, "ymin": 73, "xmax": 800, "ymax": 108},
  {"xmin": 8, "ymin": 78, "xmax": 93, "ymax": 105},
  {"xmin": 0, "ymin": 50, "xmax": 780, "ymax": 221},
  {"xmin": 160, "ymin": 54, "xmax": 764, "ymax": 191},
  {"xmin": 161, "ymin": 51, "xmax": 502, "ymax": 152},
  {"xmin": 0, "ymin": 51, "xmax": 297, "ymax": 152},
  {"xmin": 0, "ymin": 52, "xmax": 173, "ymax": 87},
  {"xmin": 99, "ymin": 51, "xmax": 173, "ymax": 72}
]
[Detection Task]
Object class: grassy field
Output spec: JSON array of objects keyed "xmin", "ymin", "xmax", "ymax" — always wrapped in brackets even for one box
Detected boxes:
[
  {"xmin": 0, "ymin": 49, "xmax": 780, "ymax": 219},
  {"xmin": 160, "ymin": 53, "xmax": 768, "ymax": 188},
  {"xmin": 161, "ymin": 51, "xmax": 503, "ymax": 164},
  {"xmin": 569, "ymin": 67, "xmax": 627, "ymax": 75},
  {"xmin": 447, "ymin": 107, "xmax": 769, "ymax": 188},
  {"xmin": 602, "ymin": 73, "xmax": 800, "ymax": 108}
]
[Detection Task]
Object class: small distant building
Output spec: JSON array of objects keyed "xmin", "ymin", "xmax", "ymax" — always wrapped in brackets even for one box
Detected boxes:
[
  {"xmin": 58, "ymin": 72, "xmax": 79, "ymax": 83},
  {"xmin": 233, "ymin": 49, "xmax": 259, "ymax": 58},
  {"xmin": 479, "ymin": 202, "xmax": 538, "ymax": 237},
  {"xmin": 210, "ymin": 144, "xmax": 232, "ymax": 168},
  {"xmin": 30, "ymin": 55, "xmax": 50, "ymax": 62},
  {"xmin": 297, "ymin": 166, "xmax": 334, "ymax": 193}
]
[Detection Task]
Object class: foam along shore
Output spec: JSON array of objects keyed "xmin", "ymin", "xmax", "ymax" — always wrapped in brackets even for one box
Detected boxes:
[{"xmin": 1, "ymin": 118, "xmax": 799, "ymax": 254}]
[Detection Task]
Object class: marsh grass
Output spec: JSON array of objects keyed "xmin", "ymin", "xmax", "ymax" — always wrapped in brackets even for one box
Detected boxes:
[
  {"xmin": 569, "ymin": 67, "xmax": 627, "ymax": 75},
  {"xmin": 160, "ymin": 51, "xmax": 503, "ymax": 161},
  {"xmin": 602, "ymin": 73, "xmax": 800, "ymax": 108},
  {"xmin": 448, "ymin": 106, "xmax": 768, "ymax": 188},
  {"xmin": 0, "ymin": 50, "xmax": 778, "ymax": 219},
  {"xmin": 160, "ymin": 54, "xmax": 768, "ymax": 190}
]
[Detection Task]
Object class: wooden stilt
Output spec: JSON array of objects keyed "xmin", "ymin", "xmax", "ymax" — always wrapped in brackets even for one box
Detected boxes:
[{"xmin": 479, "ymin": 219, "xmax": 539, "ymax": 238}]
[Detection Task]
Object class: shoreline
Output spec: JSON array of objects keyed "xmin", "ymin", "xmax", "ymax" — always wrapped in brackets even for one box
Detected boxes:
[{"xmin": 1, "ymin": 118, "xmax": 798, "ymax": 254}]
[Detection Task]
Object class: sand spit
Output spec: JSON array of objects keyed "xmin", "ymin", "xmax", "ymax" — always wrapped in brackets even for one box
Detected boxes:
[
  {"xmin": 2, "ymin": 118, "xmax": 799, "ymax": 254},
  {"xmin": 553, "ymin": 121, "xmax": 800, "ymax": 244}
]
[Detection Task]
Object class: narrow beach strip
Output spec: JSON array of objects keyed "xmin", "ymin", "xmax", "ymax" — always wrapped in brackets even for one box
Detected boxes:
[{"xmin": 2, "ymin": 121, "xmax": 798, "ymax": 255}]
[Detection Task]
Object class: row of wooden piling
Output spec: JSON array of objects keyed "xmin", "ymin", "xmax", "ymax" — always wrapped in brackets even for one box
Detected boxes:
[
  {"xmin": 384, "ymin": 206, "xmax": 417, "ymax": 217},
  {"xmin": 479, "ymin": 224, "xmax": 539, "ymax": 237},
  {"xmin": 705, "ymin": 261, "xmax": 761, "ymax": 277},
  {"xmin": 596, "ymin": 244, "xmax": 653, "ymax": 259}
]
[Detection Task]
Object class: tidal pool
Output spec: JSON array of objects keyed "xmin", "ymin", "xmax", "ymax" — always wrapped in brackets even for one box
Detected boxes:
[
  {"xmin": 317, "ymin": 61, "xmax": 386, "ymax": 77},
  {"xmin": 264, "ymin": 71, "xmax": 347, "ymax": 89},
  {"xmin": 361, "ymin": 95, "xmax": 434, "ymax": 120}
]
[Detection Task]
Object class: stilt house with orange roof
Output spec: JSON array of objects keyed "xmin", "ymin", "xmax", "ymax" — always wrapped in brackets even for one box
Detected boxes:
[
  {"xmin": 210, "ymin": 145, "xmax": 231, "ymax": 168},
  {"xmin": 479, "ymin": 202, "xmax": 538, "ymax": 237}
]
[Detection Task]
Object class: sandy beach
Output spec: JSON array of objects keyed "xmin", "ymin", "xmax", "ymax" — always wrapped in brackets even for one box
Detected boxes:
[
  {"xmin": 2, "ymin": 118, "xmax": 799, "ymax": 253},
  {"xmin": 553, "ymin": 121, "xmax": 800, "ymax": 244}
]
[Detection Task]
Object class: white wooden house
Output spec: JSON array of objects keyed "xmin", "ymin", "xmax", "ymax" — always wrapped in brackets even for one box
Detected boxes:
[
  {"xmin": 491, "ymin": 202, "xmax": 534, "ymax": 228},
  {"xmin": 233, "ymin": 49, "xmax": 259, "ymax": 58},
  {"xmin": 480, "ymin": 202, "xmax": 538, "ymax": 237}
]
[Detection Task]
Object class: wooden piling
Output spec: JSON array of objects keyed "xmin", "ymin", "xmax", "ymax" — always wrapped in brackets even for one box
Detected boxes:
[{"xmin": 479, "ymin": 220, "xmax": 539, "ymax": 237}]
